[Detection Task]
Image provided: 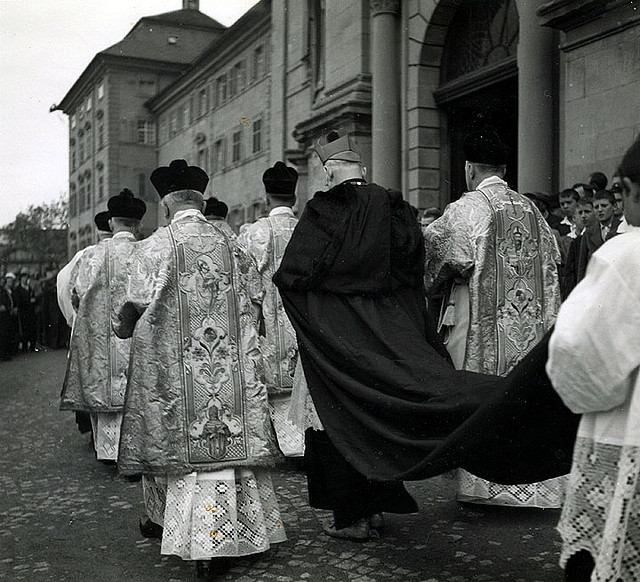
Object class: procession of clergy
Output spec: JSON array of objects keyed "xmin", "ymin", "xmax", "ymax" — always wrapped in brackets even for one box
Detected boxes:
[{"xmin": 56, "ymin": 127, "xmax": 640, "ymax": 582}]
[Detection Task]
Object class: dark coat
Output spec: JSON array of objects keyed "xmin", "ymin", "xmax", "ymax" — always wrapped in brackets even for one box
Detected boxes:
[
  {"xmin": 577, "ymin": 216, "xmax": 622, "ymax": 281},
  {"xmin": 274, "ymin": 180, "xmax": 577, "ymax": 483}
]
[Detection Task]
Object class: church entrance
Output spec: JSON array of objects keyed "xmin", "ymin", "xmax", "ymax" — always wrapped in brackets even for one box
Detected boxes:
[
  {"xmin": 442, "ymin": 77, "xmax": 518, "ymax": 200},
  {"xmin": 434, "ymin": 0, "xmax": 519, "ymax": 202}
]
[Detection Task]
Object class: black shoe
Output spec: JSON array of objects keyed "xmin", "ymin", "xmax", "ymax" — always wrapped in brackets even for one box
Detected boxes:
[
  {"xmin": 139, "ymin": 517, "xmax": 163, "ymax": 539},
  {"xmin": 195, "ymin": 558, "xmax": 231, "ymax": 579}
]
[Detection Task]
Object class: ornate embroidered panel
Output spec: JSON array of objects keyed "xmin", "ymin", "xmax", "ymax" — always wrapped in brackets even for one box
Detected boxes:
[
  {"xmin": 170, "ymin": 224, "xmax": 249, "ymax": 464},
  {"xmin": 238, "ymin": 214, "xmax": 299, "ymax": 393},
  {"xmin": 478, "ymin": 188, "xmax": 545, "ymax": 375}
]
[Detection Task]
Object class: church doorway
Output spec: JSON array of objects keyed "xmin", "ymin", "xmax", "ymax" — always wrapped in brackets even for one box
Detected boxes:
[
  {"xmin": 442, "ymin": 77, "xmax": 518, "ymax": 200},
  {"xmin": 433, "ymin": 0, "xmax": 519, "ymax": 202}
]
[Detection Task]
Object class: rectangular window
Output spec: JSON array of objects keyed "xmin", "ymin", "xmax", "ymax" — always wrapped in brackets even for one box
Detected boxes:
[
  {"xmin": 184, "ymin": 99, "xmax": 192, "ymax": 127},
  {"xmin": 198, "ymin": 147, "xmax": 209, "ymax": 173},
  {"xmin": 98, "ymin": 83, "xmax": 104, "ymax": 99},
  {"xmin": 71, "ymin": 150, "xmax": 77, "ymax": 171},
  {"xmin": 232, "ymin": 131, "xmax": 241, "ymax": 163},
  {"xmin": 71, "ymin": 115, "xmax": 76, "ymax": 129},
  {"xmin": 137, "ymin": 120, "xmax": 155, "ymax": 145},
  {"xmin": 138, "ymin": 79, "xmax": 156, "ymax": 96},
  {"xmin": 253, "ymin": 45, "xmax": 265, "ymax": 80},
  {"xmin": 69, "ymin": 193, "xmax": 77, "ymax": 217},
  {"xmin": 98, "ymin": 122, "xmax": 104, "ymax": 148},
  {"xmin": 252, "ymin": 118, "xmax": 262, "ymax": 154},
  {"xmin": 86, "ymin": 179, "xmax": 92, "ymax": 210},
  {"xmin": 79, "ymin": 139, "xmax": 85, "ymax": 164},
  {"xmin": 170, "ymin": 111, "xmax": 178, "ymax": 137},
  {"xmin": 217, "ymin": 75, "xmax": 227, "ymax": 104},
  {"xmin": 78, "ymin": 183, "xmax": 86, "ymax": 212},
  {"xmin": 209, "ymin": 80, "xmax": 217, "ymax": 109},
  {"xmin": 235, "ymin": 61, "xmax": 246, "ymax": 93},
  {"xmin": 98, "ymin": 175, "xmax": 104, "ymax": 200},
  {"xmin": 159, "ymin": 117, "xmax": 168, "ymax": 143},
  {"xmin": 198, "ymin": 88, "xmax": 208, "ymax": 117},
  {"xmin": 228, "ymin": 68, "xmax": 237, "ymax": 98},
  {"xmin": 212, "ymin": 139, "xmax": 224, "ymax": 173},
  {"xmin": 87, "ymin": 96, "xmax": 92, "ymax": 111},
  {"xmin": 85, "ymin": 127, "xmax": 92, "ymax": 158}
]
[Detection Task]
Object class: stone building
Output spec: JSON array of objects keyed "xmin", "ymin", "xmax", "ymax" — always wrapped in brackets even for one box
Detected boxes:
[
  {"xmin": 147, "ymin": 1, "xmax": 273, "ymax": 231},
  {"xmin": 55, "ymin": 4, "xmax": 226, "ymax": 254},
  {"xmin": 57, "ymin": 0, "xmax": 640, "ymax": 252}
]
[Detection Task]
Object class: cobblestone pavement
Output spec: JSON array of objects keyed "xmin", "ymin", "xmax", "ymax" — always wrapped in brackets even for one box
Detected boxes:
[{"xmin": 1, "ymin": 350, "xmax": 565, "ymax": 581}]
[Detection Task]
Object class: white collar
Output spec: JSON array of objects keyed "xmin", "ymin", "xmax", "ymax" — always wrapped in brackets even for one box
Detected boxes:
[
  {"xmin": 617, "ymin": 216, "xmax": 632, "ymax": 233},
  {"xmin": 269, "ymin": 206, "xmax": 295, "ymax": 217},
  {"xmin": 112, "ymin": 231, "xmax": 136, "ymax": 240},
  {"xmin": 560, "ymin": 216, "xmax": 573, "ymax": 226},
  {"xmin": 476, "ymin": 175, "xmax": 508, "ymax": 190},
  {"xmin": 172, "ymin": 209, "xmax": 204, "ymax": 223}
]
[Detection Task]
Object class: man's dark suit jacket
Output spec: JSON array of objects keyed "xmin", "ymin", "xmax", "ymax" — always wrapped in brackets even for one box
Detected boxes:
[{"xmin": 577, "ymin": 216, "xmax": 622, "ymax": 281}]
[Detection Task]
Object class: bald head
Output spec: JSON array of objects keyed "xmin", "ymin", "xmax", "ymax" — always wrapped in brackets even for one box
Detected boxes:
[{"xmin": 323, "ymin": 160, "xmax": 367, "ymax": 188}]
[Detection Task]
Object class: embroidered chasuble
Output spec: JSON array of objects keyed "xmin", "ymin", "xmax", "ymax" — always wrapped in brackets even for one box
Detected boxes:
[
  {"xmin": 424, "ymin": 177, "xmax": 564, "ymax": 507},
  {"xmin": 424, "ymin": 178, "xmax": 561, "ymax": 376},
  {"xmin": 115, "ymin": 213, "xmax": 280, "ymax": 476},
  {"xmin": 60, "ymin": 233, "xmax": 136, "ymax": 413},
  {"xmin": 238, "ymin": 207, "xmax": 302, "ymax": 456}
]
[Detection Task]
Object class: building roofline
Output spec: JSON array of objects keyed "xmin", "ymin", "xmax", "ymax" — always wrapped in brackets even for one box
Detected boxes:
[
  {"xmin": 146, "ymin": 0, "xmax": 271, "ymax": 114},
  {"xmin": 54, "ymin": 7, "xmax": 228, "ymax": 115},
  {"xmin": 55, "ymin": 53, "xmax": 188, "ymax": 114},
  {"xmin": 142, "ymin": 12, "xmax": 226, "ymax": 33}
]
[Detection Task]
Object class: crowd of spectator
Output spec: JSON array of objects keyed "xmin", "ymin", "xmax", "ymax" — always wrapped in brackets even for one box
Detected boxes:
[{"xmin": 0, "ymin": 269, "xmax": 69, "ymax": 360}]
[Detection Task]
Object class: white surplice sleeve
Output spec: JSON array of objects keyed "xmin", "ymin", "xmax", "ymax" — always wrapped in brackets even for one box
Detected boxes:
[
  {"xmin": 56, "ymin": 248, "xmax": 88, "ymax": 327},
  {"xmin": 546, "ymin": 238, "xmax": 640, "ymax": 414}
]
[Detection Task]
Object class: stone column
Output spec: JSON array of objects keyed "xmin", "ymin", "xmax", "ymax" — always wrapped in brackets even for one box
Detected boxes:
[
  {"xmin": 516, "ymin": 0, "xmax": 556, "ymax": 194},
  {"xmin": 371, "ymin": 0, "xmax": 401, "ymax": 190}
]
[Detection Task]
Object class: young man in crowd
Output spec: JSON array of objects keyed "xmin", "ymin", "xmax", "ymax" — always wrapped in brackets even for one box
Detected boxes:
[
  {"xmin": 577, "ymin": 189, "xmax": 621, "ymax": 280},
  {"xmin": 562, "ymin": 197, "xmax": 596, "ymax": 299}
]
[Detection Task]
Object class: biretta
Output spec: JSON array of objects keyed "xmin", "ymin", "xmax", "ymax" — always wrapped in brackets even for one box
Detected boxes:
[
  {"xmin": 463, "ymin": 128, "xmax": 507, "ymax": 165},
  {"xmin": 4, "ymin": 272, "xmax": 16, "ymax": 279},
  {"xmin": 107, "ymin": 189, "xmax": 146, "ymax": 220},
  {"xmin": 204, "ymin": 197, "xmax": 229, "ymax": 219},
  {"xmin": 94, "ymin": 211, "xmax": 112, "ymax": 232},
  {"xmin": 315, "ymin": 130, "xmax": 361, "ymax": 165},
  {"xmin": 262, "ymin": 161, "xmax": 298, "ymax": 196},
  {"xmin": 150, "ymin": 159, "xmax": 209, "ymax": 198}
]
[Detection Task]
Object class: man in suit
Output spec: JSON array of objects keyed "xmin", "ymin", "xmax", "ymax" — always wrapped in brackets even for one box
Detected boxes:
[{"xmin": 577, "ymin": 189, "xmax": 621, "ymax": 281}]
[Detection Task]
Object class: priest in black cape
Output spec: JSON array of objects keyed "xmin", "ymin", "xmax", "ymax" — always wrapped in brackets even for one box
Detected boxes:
[{"xmin": 273, "ymin": 130, "xmax": 579, "ymax": 541}]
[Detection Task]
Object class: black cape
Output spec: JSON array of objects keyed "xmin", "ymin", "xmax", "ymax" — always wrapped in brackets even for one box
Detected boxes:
[{"xmin": 274, "ymin": 181, "xmax": 579, "ymax": 484}]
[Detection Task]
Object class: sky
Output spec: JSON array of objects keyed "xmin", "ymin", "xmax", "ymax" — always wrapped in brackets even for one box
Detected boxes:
[{"xmin": 0, "ymin": 0, "xmax": 259, "ymax": 227}]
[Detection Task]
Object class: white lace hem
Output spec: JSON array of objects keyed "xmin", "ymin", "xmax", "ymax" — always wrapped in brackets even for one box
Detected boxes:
[
  {"xmin": 455, "ymin": 469, "xmax": 566, "ymax": 508},
  {"xmin": 558, "ymin": 437, "xmax": 640, "ymax": 581},
  {"xmin": 142, "ymin": 468, "xmax": 287, "ymax": 560},
  {"xmin": 90, "ymin": 412, "xmax": 122, "ymax": 461}
]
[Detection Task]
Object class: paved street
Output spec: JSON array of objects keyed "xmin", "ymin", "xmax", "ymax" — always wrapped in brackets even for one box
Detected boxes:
[{"xmin": 1, "ymin": 349, "xmax": 565, "ymax": 582}]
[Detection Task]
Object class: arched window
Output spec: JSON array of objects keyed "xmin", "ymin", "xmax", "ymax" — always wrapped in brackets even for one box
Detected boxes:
[{"xmin": 442, "ymin": 0, "xmax": 518, "ymax": 83}]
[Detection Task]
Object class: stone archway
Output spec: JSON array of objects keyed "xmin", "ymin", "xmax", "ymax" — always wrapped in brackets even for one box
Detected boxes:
[
  {"xmin": 405, "ymin": 0, "xmax": 556, "ymax": 208},
  {"xmin": 405, "ymin": 0, "xmax": 520, "ymax": 209}
]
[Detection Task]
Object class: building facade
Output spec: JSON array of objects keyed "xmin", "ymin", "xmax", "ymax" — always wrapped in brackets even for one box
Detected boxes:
[
  {"xmin": 58, "ymin": 0, "xmax": 640, "ymax": 253},
  {"xmin": 56, "ymin": 4, "xmax": 226, "ymax": 255}
]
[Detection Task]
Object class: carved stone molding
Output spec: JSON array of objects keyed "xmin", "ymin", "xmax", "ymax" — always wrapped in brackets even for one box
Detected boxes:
[{"xmin": 370, "ymin": 0, "xmax": 400, "ymax": 17}]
